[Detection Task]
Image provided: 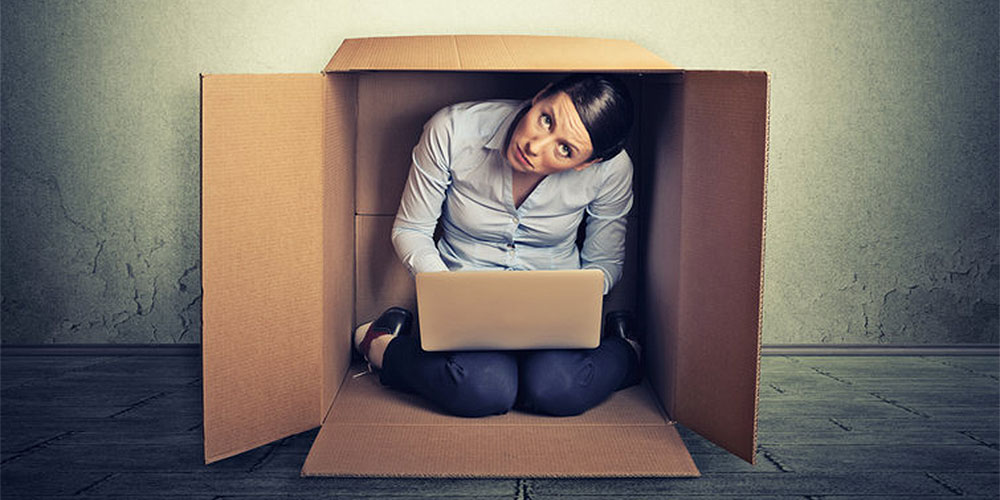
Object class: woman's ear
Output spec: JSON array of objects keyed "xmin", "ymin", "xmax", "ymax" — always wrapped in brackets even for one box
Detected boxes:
[
  {"xmin": 531, "ymin": 83, "xmax": 554, "ymax": 105},
  {"xmin": 573, "ymin": 158, "xmax": 602, "ymax": 172}
]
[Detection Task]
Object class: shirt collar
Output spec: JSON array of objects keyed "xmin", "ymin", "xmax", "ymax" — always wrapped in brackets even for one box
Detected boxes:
[{"xmin": 484, "ymin": 100, "xmax": 530, "ymax": 151}]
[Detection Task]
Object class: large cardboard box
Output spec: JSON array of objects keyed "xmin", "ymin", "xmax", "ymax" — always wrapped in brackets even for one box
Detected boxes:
[{"xmin": 201, "ymin": 35, "xmax": 768, "ymax": 477}]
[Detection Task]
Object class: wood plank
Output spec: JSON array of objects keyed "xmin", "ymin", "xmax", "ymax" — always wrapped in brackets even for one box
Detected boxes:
[
  {"xmin": 2, "ymin": 382, "xmax": 176, "ymax": 407},
  {"xmin": 0, "ymin": 468, "xmax": 110, "ymax": 497},
  {"xmin": 85, "ymin": 472, "xmax": 518, "ymax": 497},
  {"xmin": 530, "ymin": 497, "xmax": 991, "ymax": 500},
  {"xmin": 758, "ymin": 399, "xmax": 934, "ymax": 419},
  {"xmin": 529, "ymin": 472, "xmax": 955, "ymax": 496},
  {"xmin": 929, "ymin": 472, "xmax": 1000, "ymax": 497},
  {"xmin": 922, "ymin": 357, "xmax": 1000, "ymax": 375},
  {"xmin": 763, "ymin": 444, "xmax": 998, "ymax": 472},
  {"xmin": 2, "ymin": 443, "xmax": 206, "ymax": 472}
]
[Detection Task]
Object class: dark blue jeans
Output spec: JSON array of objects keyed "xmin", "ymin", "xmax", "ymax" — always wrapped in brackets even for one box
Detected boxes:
[{"xmin": 379, "ymin": 335, "xmax": 641, "ymax": 417}]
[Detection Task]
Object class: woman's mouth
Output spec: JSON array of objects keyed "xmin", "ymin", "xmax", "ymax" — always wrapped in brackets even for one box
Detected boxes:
[{"xmin": 516, "ymin": 145, "xmax": 533, "ymax": 169}]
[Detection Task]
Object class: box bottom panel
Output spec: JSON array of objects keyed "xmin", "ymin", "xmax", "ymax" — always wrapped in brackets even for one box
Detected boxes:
[{"xmin": 300, "ymin": 365, "xmax": 700, "ymax": 477}]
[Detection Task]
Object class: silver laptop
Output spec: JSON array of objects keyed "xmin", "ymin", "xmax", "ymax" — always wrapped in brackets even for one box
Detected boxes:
[{"xmin": 415, "ymin": 269, "xmax": 604, "ymax": 351}]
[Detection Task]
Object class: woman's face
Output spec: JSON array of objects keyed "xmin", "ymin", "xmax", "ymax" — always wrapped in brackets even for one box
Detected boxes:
[{"xmin": 505, "ymin": 90, "xmax": 598, "ymax": 176}]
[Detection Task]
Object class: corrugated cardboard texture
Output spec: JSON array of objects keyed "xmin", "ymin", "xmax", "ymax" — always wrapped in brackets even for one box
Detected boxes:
[
  {"xmin": 201, "ymin": 74, "xmax": 325, "ymax": 462},
  {"xmin": 321, "ymin": 74, "xmax": 358, "ymax": 418},
  {"xmin": 672, "ymin": 71, "xmax": 768, "ymax": 463},
  {"xmin": 355, "ymin": 215, "xmax": 416, "ymax": 323},
  {"xmin": 638, "ymin": 75, "xmax": 686, "ymax": 420},
  {"xmin": 325, "ymin": 35, "xmax": 676, "ymax": 72},
  {"xmin": 301, "ymin": 365, "xmax": 699, "ymax": 477}
]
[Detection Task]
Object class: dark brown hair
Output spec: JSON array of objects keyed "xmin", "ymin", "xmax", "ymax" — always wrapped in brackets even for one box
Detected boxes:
[{"xmin": 539, "ymin": 74, "xmax": 634, "ymax": 161}]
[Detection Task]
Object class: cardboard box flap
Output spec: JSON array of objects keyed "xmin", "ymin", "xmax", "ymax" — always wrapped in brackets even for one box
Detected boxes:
[
  {"xmin": 201, "ymin": 74, "xmax": 326, "ymax": 463},
  {"xmin": 320, "ymin": 74, "xmax": 359, "ymax": 419},
  {"xmin": 324, "ymin": 35, "xmax": 676, "ymax": 72},
  {"xmin": 301, "ymin": 367, "xmax": 700, "ymax": 477},
  {"xmin": 672, "ymin": 70, "xmax": 768, "ymax": 463}
]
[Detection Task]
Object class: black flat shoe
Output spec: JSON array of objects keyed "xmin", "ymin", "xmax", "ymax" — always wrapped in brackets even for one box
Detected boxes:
[
  {"xmin": 603, "ymin": 310, "xmax": 638, "ymax": 343},
  {"xmin": 604, "ymin": 310, "xmax": 642, "ymax": 388},
  {"xmin": 355, "ymin": 306, "xmax": 413, "ymax": 362}
]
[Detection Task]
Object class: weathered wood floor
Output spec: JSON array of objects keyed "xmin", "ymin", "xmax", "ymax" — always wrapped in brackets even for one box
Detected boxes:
[{"xmin": 1, "ymin": 354, "xmax": 997, "ymax": 499}]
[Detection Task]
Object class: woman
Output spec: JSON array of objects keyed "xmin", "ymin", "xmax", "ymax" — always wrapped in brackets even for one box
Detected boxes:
[{"xmin": 354, "ymin": 74, "xmax": 642, "ymax": 417}]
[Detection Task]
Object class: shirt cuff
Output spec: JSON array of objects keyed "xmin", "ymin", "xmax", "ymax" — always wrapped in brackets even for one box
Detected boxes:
[{"xmin": 583, "ymin": 264, "xmax": 613, "ymax": 295}]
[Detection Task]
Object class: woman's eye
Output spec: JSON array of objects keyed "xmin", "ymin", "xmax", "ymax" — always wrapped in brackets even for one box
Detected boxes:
[
  {"xmin": 558, "ymin": 144, "xmax": 571, "ymax": 157},
  {"xmin": 540, "ymin": 114, "xmax": 552, "ymax": 129}
]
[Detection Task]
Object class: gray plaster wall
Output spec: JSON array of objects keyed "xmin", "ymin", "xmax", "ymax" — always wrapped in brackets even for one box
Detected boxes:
[{"xmin": 2, "ymin": 0, "xmax": 997, "ymax": 345}]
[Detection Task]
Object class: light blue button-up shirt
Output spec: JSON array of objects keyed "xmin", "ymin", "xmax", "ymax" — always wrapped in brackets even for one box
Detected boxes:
[{"xmin": 391, "ymin": 100, "xmax": 633, "ymax": 295}]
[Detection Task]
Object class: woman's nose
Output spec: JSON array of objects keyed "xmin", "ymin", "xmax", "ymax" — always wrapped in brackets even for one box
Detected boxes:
[{"xmin": 525, "ymin": 137, "xmax": 549, "ymax": 156}]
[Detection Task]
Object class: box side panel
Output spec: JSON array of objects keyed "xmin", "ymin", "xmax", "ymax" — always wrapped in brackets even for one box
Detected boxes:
[
  {"xmin": 674, "ymin": 71, "xmax": 768, "ymax": 463},
  {"xmin": 322, "ymin": 74, "xmax": 358, "ymax": 417},
  {"xmin": 201, "ymin": 74, "xmax": 324, "ymax": 463},
  {"xmin": 355, "ymin": 215, "xmax": 416, "ymax": 323},
  {"xmin": 301, "ymin": 366, "xmax": 697, "ymax": 477},
  {"xmin": 639, "ymin": 75, "xmax": 685, "ymax": 419}
]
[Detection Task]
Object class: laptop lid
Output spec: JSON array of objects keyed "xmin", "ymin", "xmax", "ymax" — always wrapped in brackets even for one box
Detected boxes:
[{"xmin": 415, "ymin": 269, "xmax": 604, "ymax": 351}]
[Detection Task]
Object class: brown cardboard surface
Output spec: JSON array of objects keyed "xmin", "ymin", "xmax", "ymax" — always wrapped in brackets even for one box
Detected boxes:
[
  {"xmin": 355, "ymin": 215, "xmax": 416, "ymax": 323},
  {"xmin": 321, "ymin": 74, "xmax": 358, "ymax": 418},
  {"xmin": 672, "ymin": 71, "xmax": 768, "ymax": 463},
  {"xmin": 201, "ymin": 74, "xmax": 326, "ymax": 463},
  {"xmin": 325, "ymin": 35, "xmax": 676, "ymax": 73},
  {"xmin": 638, "ymin": 74, "xmax": 686, "ymax": 422},
  {"xmin": 301, "ymin": 365, "xmax": 698, "ymax": 477}
]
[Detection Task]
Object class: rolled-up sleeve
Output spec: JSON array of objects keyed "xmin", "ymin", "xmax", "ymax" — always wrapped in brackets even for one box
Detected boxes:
[
  {"xmin": 392, "ymin": 107, "xmax": 454, "ymax": 275},
  {"xmin": 580, "ymin": 153, "xmax": 634, "ymax": 295}
]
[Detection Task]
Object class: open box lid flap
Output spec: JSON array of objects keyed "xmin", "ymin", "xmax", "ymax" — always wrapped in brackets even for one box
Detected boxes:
[
  {"xmin": 201, "ymin": 73, "xmax": 328, "ymax": 463},
  {"xmin": 672, "ymin": 70, "xmax": 768, "ymax": 462},
  {"xmin": 324, "ymin": 35, "xmax": 677, "ymax": 72}
]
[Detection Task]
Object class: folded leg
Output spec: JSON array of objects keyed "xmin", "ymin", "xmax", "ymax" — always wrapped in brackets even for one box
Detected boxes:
[
  {"xmin": 380, "ymin": 335, "xmax": 519, "ymax": 417},
  {"xmin": 517, "ymin": 336, "xmax": 640, "ymax": 416}
]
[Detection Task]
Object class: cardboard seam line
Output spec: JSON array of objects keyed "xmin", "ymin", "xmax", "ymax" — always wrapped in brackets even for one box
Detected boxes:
[
  {"xmin": 318, "ymin": 423, "xmax": 677, "ymax": 427},
  {"xmin": 302, "ymin": 471, "xmax": 700, "ymax": 479},
  {"xmin": 451, "ymin": 35, "xmax": 463, "ymax": 70},
  {"xmin": 498, "ymin": 37, "xmax": 514, "ymax": 69},
  {"xmin": 751, "ymin": 70, "xmax": 772, "ymax": 465},
  {"xmin": 668, "ymin": 71, "xmax": 687, "ymax": 425},
  {"xmin": 205, "ymin": 421, "xmax": 318, "ymax": 464}
]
